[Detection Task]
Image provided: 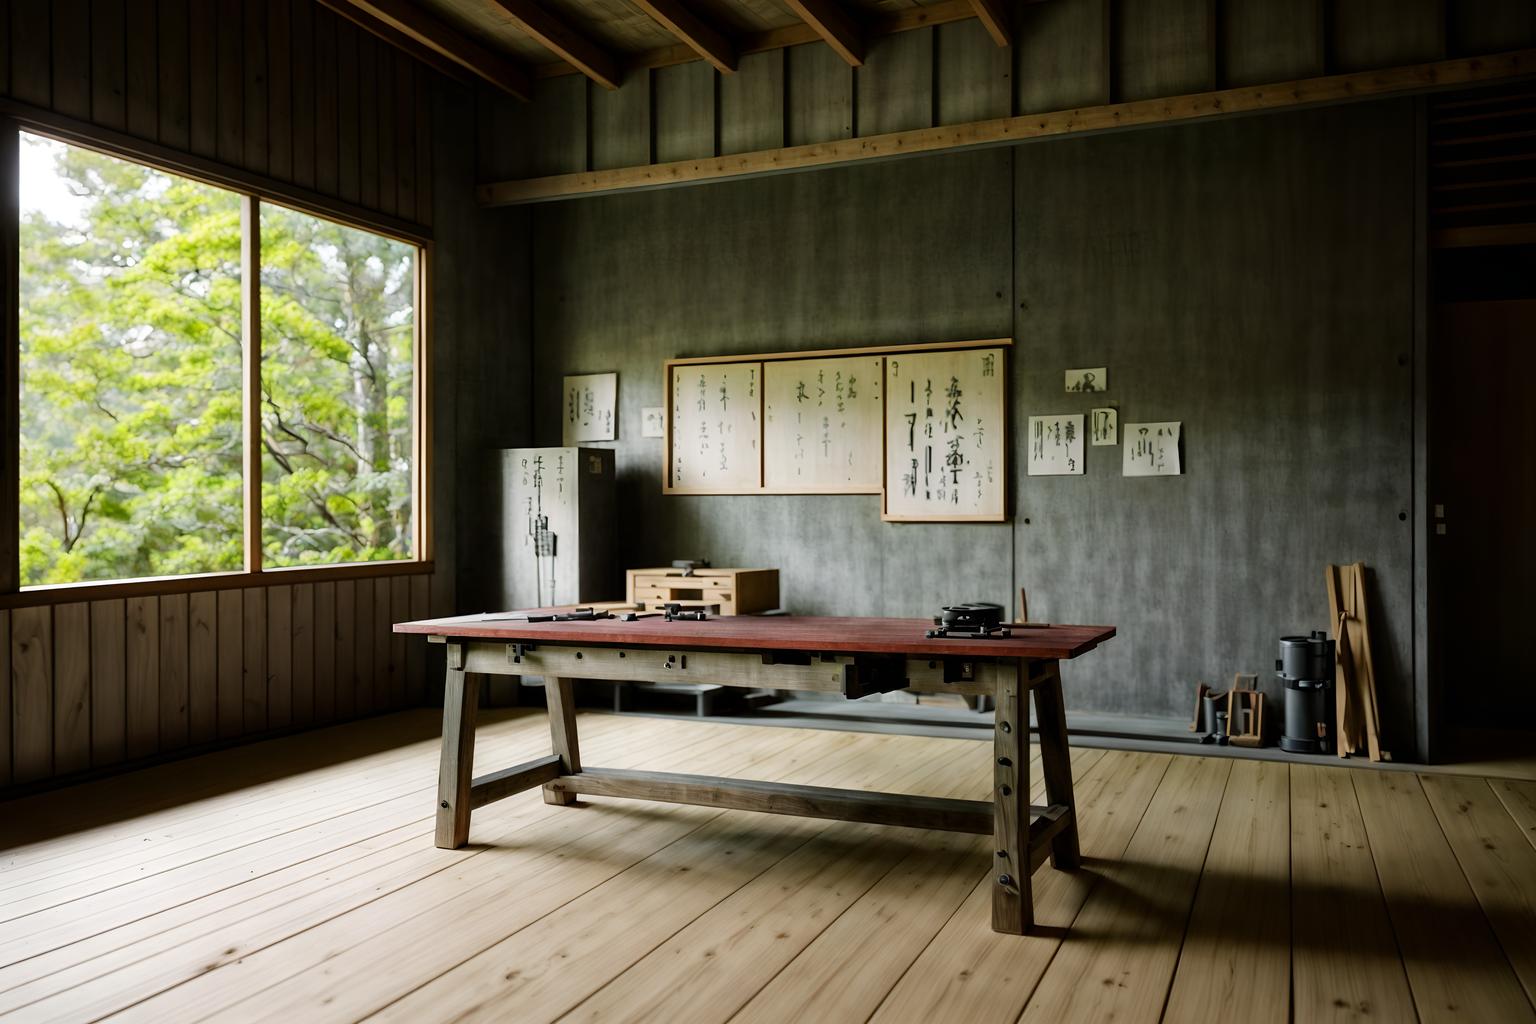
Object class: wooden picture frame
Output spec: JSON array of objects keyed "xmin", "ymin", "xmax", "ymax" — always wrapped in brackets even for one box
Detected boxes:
[{"xmin": 663, "ymin": 340, "xmax": 1011, "ymax": 520}]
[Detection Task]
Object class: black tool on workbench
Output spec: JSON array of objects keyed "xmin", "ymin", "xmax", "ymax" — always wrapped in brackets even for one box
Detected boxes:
[
  {"xmin": 525, "ymin": 607, "xmax": 613, "ymax": 623},
  {"xmin": 925, "ymin": 603, "xmax": 1012, "ymax": 640},
  {"xmin": 663, "ymin": 602, "xmax": 709, "ymax": 622}
]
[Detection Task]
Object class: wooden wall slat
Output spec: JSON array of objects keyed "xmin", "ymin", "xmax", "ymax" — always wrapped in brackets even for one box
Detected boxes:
[
  {"xmin": 336, "ymin": 17, "xmax": 360, "ymax": 203},
  {"xmin": 856, "ymin": 28, "xmax": 934, "ymax": 136},
  {"xmin": 1020, "ymin": 0, "xmax": 1110, "ymax": 112},
  {"xmin": 396, "ymin": 54, "xmax": 417, "ymax": 221},
  {"xmin": 10, "ymin": 0, "xmax": 52, "ymax": 107},
  {"xmin": 242, "ymin": 584, "xmax": 267, "ymax": 732},
  {"xmin": 591, "ymin": 74, "xmax": 651, "ymax": 170},
  {"xmin": 1222, "ymin": 0, "xmax": 1324, "ymax": 86},
  {"xmin": 157, "ymin": 0, "xmax": 190, "ymax": 150},
  {"xmin": 0, "ymin": 0, "xmax": 10, "ymax": 96},
  {"xmin": 333, "ymin": 579, "xmax": 354, "ymax": 719},
  {"xmin": 0, "ymin": 611, "xmax": 10, "ymax": 787},
  {"xmin": 216, "ymin": 0, "xmax": 243, "ymax": 166},
  {"xmin": 187, "ymin": 0, "xmax": 217, "ymax": 157},
  {"xmin": 314, "ymin": 580, "xmax": 336, "ymax": 722},
  {"xmin": 51, "ymin": 0, "xmax": 91, "ymax": 119},
  {"xmin": 532, "ymin": 75, "xmax": 588, "ymax": 177},
  {"xmin": 785, "ymin": 43, "xmax": 852, "ymax": 147},
  {"xmin": 377, "ymin": 44, "xmax": 399, "ymax": 218},
  {"xmin": 292, "ymin": 582, "xmax": 315, "ymax": 726},
  {"xmin": 353, "ymin": 576, "xmax": 374, "ymax": 714},
  {"xmin": 1332, "ymin": 0, "xmax": 1446, "ymax": 71},
  {"xmin": 389, "ymin": 575, "xmax": 408, "ymax": 709},
  {"xmin": 1114, "ymin": 0, "xmax": 1216, "ymax": 102},
  {"xmin": 188, "ymin": 590, "xmax": 218, "ymax": 745},
  {"xmin": 1448, "ymin": 0, "xmax": 1536, "ymax": 55},
  {"xmin": 124, "ymin": 0, "xmax": 157, "ymax": 140},
  {"xmin": 408, "ymin": 573, "xmax": 428, "ymax": 706},
  {"xmin": 375, "ymin": 577, "xmax": 395, "ymax": 709},
  {"xmin": 415, "ymin": 75, "xmax": 433, "ymax": 224},
  {"xmin": 313, "ymin": 6, "xmax": 340, "ymax": 197},
  {"xmin": 289, "ymin": 0, "xmax": 316, "ymax": 189},
  {"xmin": 267, "ymin": 584, "xmax": 292, "ymax": 729},
  {"xmin": 89, "ymin": 599, "xmax": 126, "ymax": 767},
  {"xmin": 52, "ymin": 602, "xmax": 91, "ymax": 776},
  {"xmin": 936, "ymin": 19, "xmax": 1011, "ymax": 125},
  {"xmin": 216, "ymin": 588, "xmax": 242, "ymax": 739},
  {"xmin": 243, "ymin": 0, "xmax": 269, "ymax": 175},
  {"xmin": 720, "ymin": 51, "xmax": 783, "ymax": 156},
  {"xmin": 90, "ymin": 0, "xmax": 128, "ymax": 130},
  {"xmin": 125, "ymin": 594, "xmax": 160, "ymax": 759},
  {"xmin": 159, "ymin": 592, "xmax": 190, "ymax": 751},
  {"xmin": 10, "ymin": 605, "xmax": 52, "ymax": 783},
  {"xmin": 654, "ymin": 62, "xmax": 715, "ymax": 164},
  {"xmin": 357, "ymin": 32, "xmax": 380, "ymax": 211}
]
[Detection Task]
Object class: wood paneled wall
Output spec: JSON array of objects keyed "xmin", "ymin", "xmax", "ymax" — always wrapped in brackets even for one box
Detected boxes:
[
  {"xmin": 475, "ymin": 0, "xmax": 1536, "ymax": 184},
  {"xmin": 0, "ymin": 0, "xmax": 461, "ymax": 794},
  {"xmin": 2, "ymin": 575, "xmax": 431, "ymax": 788},
  {"xmin": 1, "ymin": 0, "xmax": 434, "ymax": 227}
]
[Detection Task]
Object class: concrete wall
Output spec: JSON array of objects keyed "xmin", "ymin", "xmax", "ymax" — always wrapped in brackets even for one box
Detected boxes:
[{"xmin": 515, "ymin": 100, "xmax": 1418, "ymax": 747}]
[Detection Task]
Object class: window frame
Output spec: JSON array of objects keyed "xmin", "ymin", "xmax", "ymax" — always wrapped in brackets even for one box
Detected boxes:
[{"xmin": 1, "ymin": 109, "xmax": 433, "ymax": 607}]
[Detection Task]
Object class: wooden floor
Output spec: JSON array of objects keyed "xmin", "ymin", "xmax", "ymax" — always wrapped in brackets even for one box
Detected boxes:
[{"xmin": 2, "ymin": 709, "xmax": 1536, "ymax": 1024}]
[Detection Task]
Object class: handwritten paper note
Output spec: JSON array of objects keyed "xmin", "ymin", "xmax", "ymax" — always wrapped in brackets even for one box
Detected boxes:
[
  {"xmin": 1065, "ymin": 367, "xmax": 1107, "ymax": 393},
  {"xmin": 883, "ymin": 347, "xmax": 1006, "ymax": 520},
  {"xmin": 669, "ymin": 362, "xmax": 762, "ymax": 491},
  {"xmin": 1028, "ymin": 414, "xmax": 1085, "ymax": 475},
  {"xmin": 764, "ymin": 356, "xmax": 884, "ymax": 492},
  {"xmin": 1091, "ymin": 407, "xmax": 1118, "ymax": 446},
  {"xmin": 641, "ymin": 407, "xmax": 666, "ymax": 438},
  {"xmin": 1123, "ymin": 421, "xmax": 1182, "ymax": 476},
  {"xmin": 562, "ymin": 373, "xmax": 616, "ymax": 444},
  {"xmin": 504, "ymin": 447, "xmax": 579, "ymax": 608}
]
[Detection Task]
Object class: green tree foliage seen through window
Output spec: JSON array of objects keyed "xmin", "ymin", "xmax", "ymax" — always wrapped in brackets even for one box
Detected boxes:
[{"xmin": 17, "ymin": 134, "xmax": 416, "ymax": 587}]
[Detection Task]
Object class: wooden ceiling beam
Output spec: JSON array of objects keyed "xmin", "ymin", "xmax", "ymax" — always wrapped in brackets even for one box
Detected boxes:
[
  {"xmin": 627, "ymin": 0, "xmax": 738, "ymax": 74},
  {"xmin": 318, "ymin": 0, "xmax": 532, "ymax": 99},
  {"xmin": 780, "ymin": 0, "xmax": 864, "ymax": 66},
  {"xmin": 483, "ymin": 48, "xmax": 1536, "ymax": 205},
  {"xmin": 486, "ymin": 0, "xmax": 624, "ymax": 90},
  {"xmin": 967, "ymin": 0, "xmax": 1012, "ymax": 46}
]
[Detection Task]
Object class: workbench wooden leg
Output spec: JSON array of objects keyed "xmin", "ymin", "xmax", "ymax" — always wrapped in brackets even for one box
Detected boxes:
[
  {"xmin": 542, "ymin": 675, "xmax": 582, "ymax": 806},
  {"xmin": 1032, "ymin": 659, "xmax": 1081, "ymax": 870},
  {"xmin": 992, "ymin": 659, "xmax": 1033, "ymax": 934},
  {"xmin": 434, "ymin": 645, "xmax": 478, "ymax": 849}
]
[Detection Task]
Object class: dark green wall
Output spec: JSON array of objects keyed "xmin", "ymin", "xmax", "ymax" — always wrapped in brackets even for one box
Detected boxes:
[{"xmin": 513, "ymin": 100, "xmax": 1418, "ymax": 745}]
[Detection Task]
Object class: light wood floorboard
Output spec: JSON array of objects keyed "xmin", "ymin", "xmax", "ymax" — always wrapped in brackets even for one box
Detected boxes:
[{"xmin": 0, "ymin": 709, "xmax": 1531, "ymax": 1023}]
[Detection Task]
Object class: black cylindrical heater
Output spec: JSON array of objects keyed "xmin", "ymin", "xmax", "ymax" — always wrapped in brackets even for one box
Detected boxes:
[{"xmin": 1276, "ymin": 632, "xmax": 1334, "ymax": 754}]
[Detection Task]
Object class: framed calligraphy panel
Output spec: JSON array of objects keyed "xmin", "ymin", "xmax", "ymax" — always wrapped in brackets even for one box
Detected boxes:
[
  {"xmin": 763, "ymin": 355, "xmax": 885, "ymax": 493},
  {"xmin": 883, "ymin": 345, "xmax": 1008, "ymax": 521}
]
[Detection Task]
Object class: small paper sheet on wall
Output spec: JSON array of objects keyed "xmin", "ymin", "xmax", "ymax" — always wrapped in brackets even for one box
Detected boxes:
[
  {"xmin": 1028, "ymin": 414, "xmax": 1085, "ymax": 475},
  {"xmin": 562, "ymin": 373, "xmax": 617, "ymax": 443},
  {"xmin": 1123, "ymin": 421, "xmax": 1182, "ymax": 476},
  {"xmin": 641, "ymin": 407, "xmax": 666, "ymax": 438}
]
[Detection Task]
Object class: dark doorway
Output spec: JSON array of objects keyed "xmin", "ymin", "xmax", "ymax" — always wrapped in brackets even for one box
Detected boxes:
[{"xmin": 1430, "ymin": 247, "xmax": 1536, "ymax": 731}]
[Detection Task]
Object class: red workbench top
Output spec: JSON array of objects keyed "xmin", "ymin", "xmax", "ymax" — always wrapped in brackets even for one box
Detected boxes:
[{"xmin": 395, "ymin": 613, "xmax": 1116, "ymax": 661}]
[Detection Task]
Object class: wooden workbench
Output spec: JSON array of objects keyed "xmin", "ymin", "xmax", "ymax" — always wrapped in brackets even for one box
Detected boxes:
[{"xmin": 394, "ymin": 613, "xmax": 1116, "ymax": 934}]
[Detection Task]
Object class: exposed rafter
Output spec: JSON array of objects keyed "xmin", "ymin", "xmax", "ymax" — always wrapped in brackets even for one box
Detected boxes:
[
  {"xmin": 967, "ymin": 0, "xmax": 1012, "ymax": 46},
  {"xmin": 317, "ymin": 0, "xmax": 532, "ymax": 99},
  {"xmin": 780, "ymin": 0, "xmax": 864, "ymax": 66},
  {"xmin": 627, "ymin": 0, "xmax": 738, "ymax": 74},
  {"xmin": 485, "ymin": 0, "xmax": 624, "ymax": 90},
  {"xmin": 535, "ymin": 0, "xmax": 985, "ymax": 80}
]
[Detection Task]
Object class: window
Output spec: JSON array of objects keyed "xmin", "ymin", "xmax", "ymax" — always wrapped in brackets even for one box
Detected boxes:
[
  {"xmin": 14, "ymin": 131, "xmax": 424, "ymax": 589},
  {"xmin": 259, "ymin": 207, "xmax": 417, "ymax": 566}
]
